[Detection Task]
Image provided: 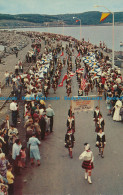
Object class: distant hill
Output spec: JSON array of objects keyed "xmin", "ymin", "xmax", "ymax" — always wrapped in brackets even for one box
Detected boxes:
[{"xmin": 0, "ymin": 11, "xmax": 123, "ymax": 28}]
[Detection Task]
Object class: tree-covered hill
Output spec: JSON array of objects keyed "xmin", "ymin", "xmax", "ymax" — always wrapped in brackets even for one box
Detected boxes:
[{"xmin": 0, "ymin": 11, "xmax": 123, "ymax": 27}]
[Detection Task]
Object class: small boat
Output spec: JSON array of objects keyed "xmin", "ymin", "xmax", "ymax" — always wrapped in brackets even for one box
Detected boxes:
[{"xmin": 120, "ymin": 42, "xmax": 123, "ymax": 46}]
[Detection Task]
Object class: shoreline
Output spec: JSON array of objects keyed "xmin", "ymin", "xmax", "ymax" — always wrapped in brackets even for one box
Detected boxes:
[
  {"xmin": 0, "ymin": 30, "xmax": 122, "ymax": 83},
  {"xmin": 0, "ymin": 26, "xmax": 123, "ymax": 53},
  {"xmin": 0, "ymin": 30, "xmax": 122, "ymax": 57},
  {"xmin": 0, "ymin": 23, "xmax": 123, "ymax": 30}
]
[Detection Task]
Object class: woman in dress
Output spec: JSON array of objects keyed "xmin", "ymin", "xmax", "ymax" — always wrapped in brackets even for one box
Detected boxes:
[
  {"xmin": 96, "ymin": 128, "xmax": 106, "ymax": 158},
  {"xmin": 113, "ymin": 100, "xmax": 122, "ymax": 121},
  {"xmin": 79, "ymin": 143, "xmax": 94, "ymax": 184},
  {"xmin": 0, "ymin": 153, "xmax": 9, "ymax": 178},
  {"xmin": 27, "ymin": 133, "xmax": 41, "ymax": 166}
]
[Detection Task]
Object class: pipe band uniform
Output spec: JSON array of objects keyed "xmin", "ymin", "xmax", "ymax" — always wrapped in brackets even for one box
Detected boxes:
[
  {"xmin": 66, "ymin": 115, "xmax": 75, "ymax": 133},
  {"xmin": 65, "ymin": 129, "xmax": 75, "ymax": 158},
  {"xmin": 93, "ymin": 106, "xmax": 101, "ymax": 132},
  {"xmin": 96, "ymin": 114, "xmax": 105, "ymax": 132},
  {"xmin": 96, "ymin": 129, "xmax": 106, "ymax": 158},
  {"xmin": 79, "ymin": 143, "xmax": 94, "ymax": 184}
]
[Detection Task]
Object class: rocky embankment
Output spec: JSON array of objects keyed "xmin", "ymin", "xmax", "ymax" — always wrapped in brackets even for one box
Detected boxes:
[{"xmin": 0, "ymin": 30, "xmax": 29, "ymax": 60}]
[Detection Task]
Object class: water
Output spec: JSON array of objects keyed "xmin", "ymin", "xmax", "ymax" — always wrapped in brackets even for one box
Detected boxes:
[{"xmin": 1, "ymin": 25, "xmax": 123, "ymax": 51}]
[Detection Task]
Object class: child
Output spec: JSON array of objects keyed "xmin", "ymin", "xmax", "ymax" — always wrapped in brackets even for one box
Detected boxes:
[
  {"xmin": 20, "ymin": 146, "xmax": 26, "ymax": 168},
  {"xmin": 0, "ymin": 184, "xmax": 8, "ymax": 195},
  {"xmin": 6, "ymin": 165, "xmax": 14, "ymax": 195}
]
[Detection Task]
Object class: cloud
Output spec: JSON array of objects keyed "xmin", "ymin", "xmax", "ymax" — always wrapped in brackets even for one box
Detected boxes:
[{"xmin": 0, "ymin": 0, "xmax": 122, "ymax": 14}]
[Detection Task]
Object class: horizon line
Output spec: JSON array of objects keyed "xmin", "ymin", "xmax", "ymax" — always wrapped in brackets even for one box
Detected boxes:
[{"xmin": 0, "ymin": 11, "xmax": 123, "ymax": 16}]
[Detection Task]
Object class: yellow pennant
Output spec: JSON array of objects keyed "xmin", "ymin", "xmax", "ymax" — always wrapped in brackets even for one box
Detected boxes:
[{"xmin": 100, "ymin": 13, "xmax": 110, "ymax": 22}]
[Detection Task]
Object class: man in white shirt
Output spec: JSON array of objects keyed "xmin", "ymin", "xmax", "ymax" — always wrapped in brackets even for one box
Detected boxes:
[
  {"xmin": 46, "ymin": 104, "xmax": 55, "ymax": 133},
  {"xmin": 12, "ymin": 139, "xmax": 22, "ymax": 175},
  {"xmin": 10, "ymin": 101, "xmax": 18, "ymax": 127}
]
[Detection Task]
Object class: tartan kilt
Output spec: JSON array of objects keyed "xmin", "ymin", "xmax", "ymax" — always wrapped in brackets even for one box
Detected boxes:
[
  {"xmin": 82, "ymin": 161, "xmax": 94, "ymax": 170},
  {"xmin": 65, "ymin": 141, "xmax": 74, "ymax": 148}
]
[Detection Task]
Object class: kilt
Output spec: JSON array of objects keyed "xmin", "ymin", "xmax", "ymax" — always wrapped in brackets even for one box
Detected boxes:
[
  {"xmin": 65, "ymin": 141, "xmax": 74, "ymax": 148},
  {"xmin": 82, "ymin": 160, "xmax": 94, "ymax": 170},
  {"xmin": 97, "ymin": 142, "xmax": 105, "ymax": 148}
]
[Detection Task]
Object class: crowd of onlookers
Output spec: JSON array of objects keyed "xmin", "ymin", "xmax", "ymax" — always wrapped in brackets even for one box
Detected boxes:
[
  {"xmin": 72, "ymin": 37, "xmax": 123, "ymax": 122},
  {"xmin": 0, "ymin": 32, "xmax": 64, "ymax": 194},
  {"xmin": 0, "ymin": 31, "xmax": 122, "ymax": 194},
  {"xmin": 83, "ymin": 50, "xmax": 123, "ymax": 121}
]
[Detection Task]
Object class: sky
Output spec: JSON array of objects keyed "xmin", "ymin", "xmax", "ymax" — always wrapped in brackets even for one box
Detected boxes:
[{"xmin": 0, "ymin": 0, "xmax": 122, "ymax": 15}]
